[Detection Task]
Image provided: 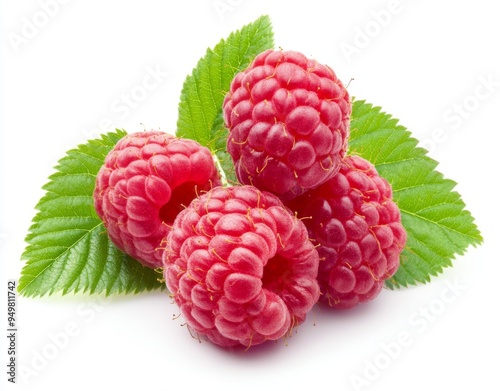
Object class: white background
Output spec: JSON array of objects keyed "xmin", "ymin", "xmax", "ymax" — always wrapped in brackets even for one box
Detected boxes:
[{"xmin": 1, "ymin": 1, "xmax": 498, "ymax": 390}]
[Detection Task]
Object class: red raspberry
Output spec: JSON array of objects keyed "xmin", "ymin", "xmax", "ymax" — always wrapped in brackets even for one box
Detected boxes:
[
  {"xmin": 286, "ymin": 155, "xmax": 407, "ymax": 309},
  {"xmin": 223, "ymin": 49, "xmax": 351, "ymax": 201},
  {"xmin": 163, "ymin": 185, "xmax": 320, "ymax": 348},
  {"xmin": 94, "ymin": 131, "xmax": 221, "ymax": 268}
]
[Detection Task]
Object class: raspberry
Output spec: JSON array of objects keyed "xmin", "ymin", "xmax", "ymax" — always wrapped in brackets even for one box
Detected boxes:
[
  {"xmin": 223, "ymin": 49, "xmax": 351, "ymax": 200},
  {"xmin": 163, "ymin": 185, "xmax": 320, "ymax": 348},
  {"xmin": 286, "ymin": 155, "xmax": 407, "ymax": 309},
  {"xmin": 94, "ymin": 131, "xmax": 221, "ymax": 268}
]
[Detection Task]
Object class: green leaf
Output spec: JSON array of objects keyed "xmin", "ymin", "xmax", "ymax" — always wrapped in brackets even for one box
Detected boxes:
[
  {"xmin": 19, "ymin": 130, "xmax": 164, "ymax": 297},
  {"xmin": 176, "ymin": 14, "xmax": 274, "ymax": 184},
  {"xmin": 348, "ymin": 100, "xmax": 483, "ymax": 288}
]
